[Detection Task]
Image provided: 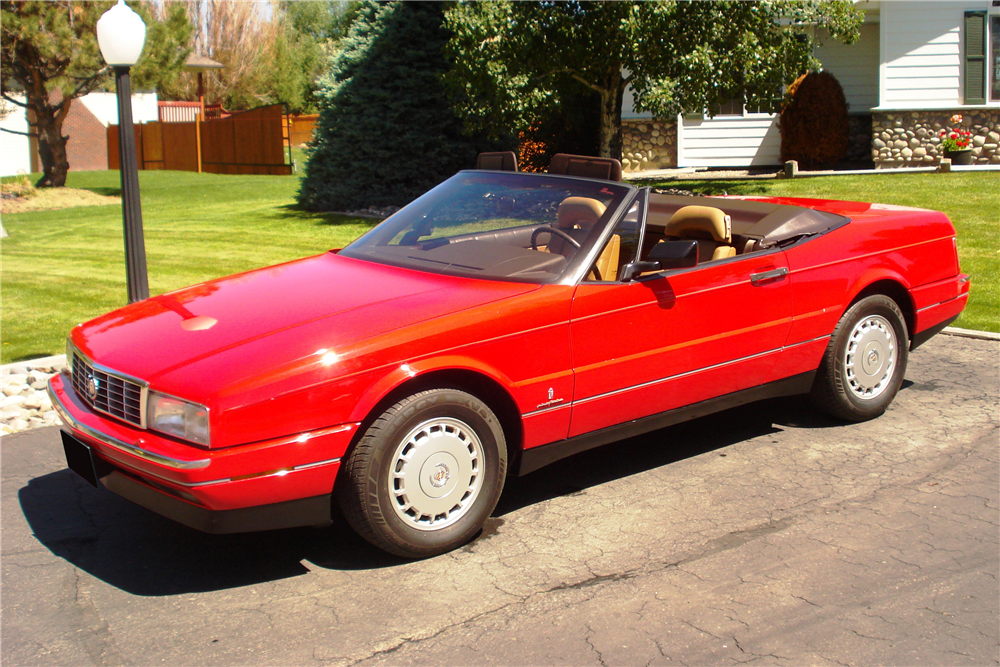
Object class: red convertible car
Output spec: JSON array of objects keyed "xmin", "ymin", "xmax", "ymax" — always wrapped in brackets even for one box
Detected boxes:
[{"xmin": 49, "ymin": 156, "xmax": 969, "ymax": 558}]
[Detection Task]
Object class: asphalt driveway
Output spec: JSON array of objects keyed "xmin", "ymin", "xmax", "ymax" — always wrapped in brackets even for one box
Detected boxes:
[{"xmin": 2, "ymin": 334, "xmax": 997, "ymax": 666}]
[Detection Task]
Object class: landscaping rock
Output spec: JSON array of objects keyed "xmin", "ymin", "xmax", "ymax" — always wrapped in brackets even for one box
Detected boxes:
[
  {"xmin": 0, "ymin": 361, "xmax": 65, "ymax": 434},
  {"xmin": 2, "ymin": 394, "xmax": 26, "ymax": 409}
]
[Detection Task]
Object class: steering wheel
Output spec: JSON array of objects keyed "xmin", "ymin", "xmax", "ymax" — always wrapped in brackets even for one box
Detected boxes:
[
  {"xmin": 531, "ymin": 226, "xmax": 582, "ymax": 251},
  {"xmin": 532, "ymin": 226, "xmax": 602, "ymax": 281}
]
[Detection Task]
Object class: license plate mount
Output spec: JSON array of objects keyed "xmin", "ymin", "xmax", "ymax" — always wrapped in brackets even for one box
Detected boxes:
[{"xmin": 61, "ymin": 431, "xmax": 99, "ymax": 487}]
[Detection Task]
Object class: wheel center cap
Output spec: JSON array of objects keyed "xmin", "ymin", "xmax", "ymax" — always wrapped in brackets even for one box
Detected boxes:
[
  {"xmin": 868, "ymin": 350, "xmax": 879, "ymax": 366},
  {"xmin": 429, "ymin": 463, "xmax": 451, "ymax": 488}
]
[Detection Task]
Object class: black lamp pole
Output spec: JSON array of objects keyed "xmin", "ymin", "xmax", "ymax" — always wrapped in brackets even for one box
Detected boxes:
[{"xmin": 113, "ymin": 64, "xmax": 149, "ymax": 303}]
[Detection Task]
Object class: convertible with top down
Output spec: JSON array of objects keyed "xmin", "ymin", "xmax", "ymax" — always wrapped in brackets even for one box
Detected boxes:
[{"xmin": 49, "ymin": 153, "xmax": 970, "ymax": 558}]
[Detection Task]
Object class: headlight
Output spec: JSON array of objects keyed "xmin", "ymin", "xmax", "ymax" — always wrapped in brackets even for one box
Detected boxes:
[{"xmin": 147, "ymin": 391, "xmax": 210, "ymax": 447}]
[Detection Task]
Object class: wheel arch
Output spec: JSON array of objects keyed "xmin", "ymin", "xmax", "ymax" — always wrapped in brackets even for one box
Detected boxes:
[
  {"xmin": 846, "ymin": 278, "xmax": 915, "ymax": 343},
  {"xmin": 346, "ymin": 365, "xmax": 524, "ymax": 477}
]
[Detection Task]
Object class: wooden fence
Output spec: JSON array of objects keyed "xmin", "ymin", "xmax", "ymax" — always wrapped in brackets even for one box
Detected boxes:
[
  {"xmin": 108, "ymin": 104, "xmax": 292, "ymax": 175},
  {"xmin": 288, "ymin": 114, "xmax": 318, "ymax": 147}
]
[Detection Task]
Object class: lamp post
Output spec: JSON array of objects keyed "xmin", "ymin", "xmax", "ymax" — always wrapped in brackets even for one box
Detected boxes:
[{"xmin": 97, "ymin": 0, "xmax": 149, "ymax": 303}]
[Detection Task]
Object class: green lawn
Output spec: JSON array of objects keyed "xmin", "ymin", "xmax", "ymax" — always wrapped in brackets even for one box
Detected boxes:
[
  {"xmin": 640, "ymin": 171, "xmax": 999, "ymax": 334},
  {"xmin": 1, "ymin": 170, "xmax": 374, "ymax": 363},
  {"xmin": 1, "ymin": 169, "xmax": 996, "ymax": 364}
]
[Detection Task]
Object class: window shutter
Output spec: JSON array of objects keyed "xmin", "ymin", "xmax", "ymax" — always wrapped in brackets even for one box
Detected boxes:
[{"xmin": 964, "ymin": 11, "xmax": 987, "ymax": 105}]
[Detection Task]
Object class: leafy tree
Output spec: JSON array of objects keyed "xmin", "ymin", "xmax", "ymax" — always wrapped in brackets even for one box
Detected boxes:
[
  {"xmin": 153, "ymin": 1, "xmax": 361, "ymax": 115},
  {"xmin": 444, "ymin": 0, "xmax": 864, "ymax": 160},
  {"xmin": 280, "ymin": 0, "xmax": 364, "ymax": 113},
  {"xmin": 1, "ymin": 0, "xmax": 192, "ymax": 187},
  {"xmin": 284, "ymin": 0, "xmax": 364, "ymax": 45},
  {"xmin": 299, "ymin": 1, "xmax": 500, "ymax": 212}
]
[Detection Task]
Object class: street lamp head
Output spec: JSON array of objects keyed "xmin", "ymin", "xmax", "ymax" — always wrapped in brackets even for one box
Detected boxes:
[{"xmin": 97, "ymin": 0, "xmax": 147, "ymax": 67}]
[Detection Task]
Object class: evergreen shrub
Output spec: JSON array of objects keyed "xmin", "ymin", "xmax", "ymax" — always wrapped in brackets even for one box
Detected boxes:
[
  {"xmin": 779, "ymin": 71, "xmax": 850, "ymax": 169},
  {"xmin": 298, "ymin": 2, "xmax": 499, "ymax": 212}
]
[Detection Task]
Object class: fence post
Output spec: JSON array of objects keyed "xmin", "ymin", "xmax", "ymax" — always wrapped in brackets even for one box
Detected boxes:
[{"xmin": 195, "ymin": 113, "xmax": 203, "ymax": 173}]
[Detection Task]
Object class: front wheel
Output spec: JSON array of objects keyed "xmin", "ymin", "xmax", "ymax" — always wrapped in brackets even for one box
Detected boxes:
[
  {"xmin": 811, "ymin": 294, "xmax": 909, "ymax": 422},
  {"xmin": 337, "ymin": 389, "xmax": 507, "ymax": 558}
]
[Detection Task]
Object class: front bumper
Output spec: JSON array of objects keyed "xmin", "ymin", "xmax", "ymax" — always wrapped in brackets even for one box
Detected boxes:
[{"xmin": 49, "ymin": 372, "xmax": 359, "ymax": 533}]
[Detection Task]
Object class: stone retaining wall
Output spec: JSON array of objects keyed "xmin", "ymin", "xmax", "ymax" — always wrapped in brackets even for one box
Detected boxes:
[
  {"xmin": 872, "ymin": 109, "xmax": 1000, "ymax": 168},
  {"xmin": 621, "ymin": 120, "xmax": 677, "ymax": 172}
]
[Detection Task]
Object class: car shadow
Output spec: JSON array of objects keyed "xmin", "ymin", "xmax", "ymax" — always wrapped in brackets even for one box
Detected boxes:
[
  {"xmin": 18, "ymin": 471, "xmax": 407, "ymax": 597},
  {"xmin": 19, "ymin": 396, "xmax": 839, "ymax": 596},
  {"xmin": 498, "ymin": 396, "xmax": 819, "ymax": 514}
]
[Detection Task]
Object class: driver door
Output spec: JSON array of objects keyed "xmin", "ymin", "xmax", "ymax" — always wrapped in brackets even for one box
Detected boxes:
[{"xmin": 568, "ymin": 195, "xmax": 793, "ymax": 438}]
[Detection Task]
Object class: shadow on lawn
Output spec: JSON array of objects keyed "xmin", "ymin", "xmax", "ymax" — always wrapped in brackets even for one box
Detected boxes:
[
  {"xmin": 79, "ymin": 186, "xmax": 123, "ymax": 198},
  {"xmin": 630, "ymin": 179, "xmax": 775, "ymax": 197},
  {"xmin": 274, "ymin": 203, "xmax": 379, "ymax": 227}
]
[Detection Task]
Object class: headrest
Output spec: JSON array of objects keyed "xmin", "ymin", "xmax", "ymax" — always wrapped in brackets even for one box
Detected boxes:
[
  {"xmin": 663, "ymin": 205, "xmax": 732, "ymax": 243},
  {"xmin": 476, "ymin": 151, "xmax": 518, "ymax": 171},
  {"xmin": 557, "ymin": 197, "xmax": 607, "ymax": 229},
  {"xmin": 548, "ymin": 153, "xmax": 623, "ymax": 181}
]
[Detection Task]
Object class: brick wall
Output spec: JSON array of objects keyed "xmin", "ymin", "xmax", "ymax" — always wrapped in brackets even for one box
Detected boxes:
[{"xmin": 62, "ymin": 99, "xmax": 108, "ymax": 172}]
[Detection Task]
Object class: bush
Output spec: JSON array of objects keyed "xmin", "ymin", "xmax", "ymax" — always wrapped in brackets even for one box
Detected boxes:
[
  {"xmin": 779, "ymin": 71, "xmax": 849, "ymax": 169},
  {"xmin": 1, "ymin": 174, "xmax": 37, "ymax": 199},
  {"xmin": 517, "ymin": 85, "xmax": 601, "ymax": 173},
  {"xmin": 298, "ymin": 2, "xmax": 501, "ymax": 212}
]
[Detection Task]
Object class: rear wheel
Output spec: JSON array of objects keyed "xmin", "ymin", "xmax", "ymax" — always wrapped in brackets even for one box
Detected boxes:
[
  {"xmin": 811, "ymin": 295, "xmax": 909, "ymax": 422},
  {"xmin": 338, "ymin": 389, "xmax": 507, "ymax": 558}
]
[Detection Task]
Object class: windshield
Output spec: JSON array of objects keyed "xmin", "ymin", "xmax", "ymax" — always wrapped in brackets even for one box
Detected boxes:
[{"xmin": 340, "ymin": 171, "xmax": 633, "ymax": 283}]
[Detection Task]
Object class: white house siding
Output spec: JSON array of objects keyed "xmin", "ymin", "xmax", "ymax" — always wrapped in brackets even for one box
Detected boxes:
[
  {"xmin": 879, "ymin": 1, "xmax": 963, "ymax": 108},
  {"xmin": 672, "ymin": 20, "xmax": 881, "ymax": 168},
  {"xmin": 79, "ymin": 92, "xmax": 159, "ymax": 127},
  {"xmin": 622, "ymin": 85, "xmax": 652, "ymax": 120},
  {"xmin": 677, "ymin": 114, "xmax": 781, "ymax": 167},
  {"xmin": 0, "ymin": 92, "xmax": 157, "ymax": 177},
  {"xmin": 815, "ymin": 22, "xmax": 880, "ymax": 112},
  {"xmin": 1, "ymin": 96, "xmax": 31, "ymax": 177}
]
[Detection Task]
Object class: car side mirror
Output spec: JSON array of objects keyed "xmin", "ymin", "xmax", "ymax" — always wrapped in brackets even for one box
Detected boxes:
[{"xmin": 621, "ymin": 240, "xmax": 698, "ymax": 281}]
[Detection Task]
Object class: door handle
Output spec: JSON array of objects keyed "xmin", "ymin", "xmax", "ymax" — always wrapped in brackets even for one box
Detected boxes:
[{"xmin": 750, "ymin": 267, "xmax": 789, "ymax": 286}]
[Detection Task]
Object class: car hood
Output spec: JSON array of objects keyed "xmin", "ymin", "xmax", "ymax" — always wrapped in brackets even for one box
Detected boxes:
[{"xmin": 72, "ymin": 252, "xmax": 539, "ymax": 395}]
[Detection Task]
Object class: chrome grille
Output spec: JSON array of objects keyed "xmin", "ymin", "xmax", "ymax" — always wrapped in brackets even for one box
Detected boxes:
[{"xmin": 72, "ymin": 352, "xmax": 144, "ymax": 427}]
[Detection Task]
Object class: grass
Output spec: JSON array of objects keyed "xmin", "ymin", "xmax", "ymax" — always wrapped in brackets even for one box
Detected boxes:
[
  {"xmin": 639, "ymin": 171, "xmax": 999, "ymax": 334},
  {"xmin": 1, "ymin": 170, "xmax": 374, "ymax": 363},
  {"xmin": 1, "ymin": 168, "xmax": 996, "ymax": 364}
]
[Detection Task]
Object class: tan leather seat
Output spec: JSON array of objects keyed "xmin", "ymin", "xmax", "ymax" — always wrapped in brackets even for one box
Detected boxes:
[
  {"xmin": 589, "ymin": 234, "xmax": 620, "ymax": 281},
  {"xmin": 546, "ymin": 196, "xmax": 606, "ymax": 258},
  {"xmin": 662, "ymin": 205, "xmax": 735, "ymax": 262}
]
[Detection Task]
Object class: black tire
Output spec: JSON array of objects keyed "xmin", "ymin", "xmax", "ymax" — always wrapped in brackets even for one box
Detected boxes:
[
  {"xmin": 337, "ymin": 389, "xmax": 507, "ymax": 558},
  {"xmin": 811, "ymin": 294, "xmax": 909, "ymax": 422}
]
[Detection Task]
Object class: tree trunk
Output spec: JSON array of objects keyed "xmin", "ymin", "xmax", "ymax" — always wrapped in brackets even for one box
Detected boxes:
[
  {"xmin": 595, "ymin": 68, "xmax": 625, "ymax": 161},
  {"xmin": 31, "ymin": 95, "xmax": 71, "ymax": 188}
]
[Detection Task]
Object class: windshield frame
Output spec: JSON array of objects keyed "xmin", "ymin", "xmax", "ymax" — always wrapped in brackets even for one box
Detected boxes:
[{"xmin": 339, "ymin": 170, "xmax": 637, "ymax": 285}]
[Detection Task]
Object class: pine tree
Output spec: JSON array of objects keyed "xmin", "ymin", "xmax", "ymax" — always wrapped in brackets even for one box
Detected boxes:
[{"xmin": 298, "ymin": 1, "xmax": 499, "ymax": 212}]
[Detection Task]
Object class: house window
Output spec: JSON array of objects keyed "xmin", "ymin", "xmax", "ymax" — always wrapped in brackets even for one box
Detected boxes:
[{"xmin": 708, "ymin": 93, "xmax": 779, "ymax": 117}]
